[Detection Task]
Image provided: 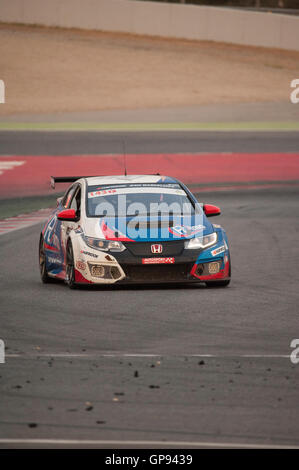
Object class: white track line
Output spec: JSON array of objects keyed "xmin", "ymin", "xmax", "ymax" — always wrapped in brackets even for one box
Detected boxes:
[
  {"xmin": 0, "ymin": 439, "xmax": 297, "ymax": 449},
  {"xmin": 0, "ymin": 161, "xmax": 25, "ymax": 176},
  {"xmin": 5, "ymin": 353, "xmax": 290, "ymax": 359}
]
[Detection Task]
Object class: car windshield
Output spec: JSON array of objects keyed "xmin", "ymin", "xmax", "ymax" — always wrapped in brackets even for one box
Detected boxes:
[{"xmin": 87, "ymin": 183, "xmax": 198, "ymax": 218}]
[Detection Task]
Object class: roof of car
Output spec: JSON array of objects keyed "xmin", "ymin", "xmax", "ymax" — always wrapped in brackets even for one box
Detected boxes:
[{"xmin": 84, "ymin": 175, "xmax": 179, "ymax": 185}]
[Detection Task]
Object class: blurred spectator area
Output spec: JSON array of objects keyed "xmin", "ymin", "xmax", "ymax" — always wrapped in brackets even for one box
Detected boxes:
[{"xmin": 134, "ymin": 0, "xmax": 299, "ymax": 14}]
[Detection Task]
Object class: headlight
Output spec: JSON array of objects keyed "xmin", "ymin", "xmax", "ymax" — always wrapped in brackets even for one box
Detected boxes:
[
  {"xmin": 82, "ymin": 235, "xmax": 126, "ymax": 252},
  {"xmin": 185, "ymin": 232, "xmax": 217, "ymax": 250}
]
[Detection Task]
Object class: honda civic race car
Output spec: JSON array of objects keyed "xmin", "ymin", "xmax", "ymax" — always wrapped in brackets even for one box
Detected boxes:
[{"xmin": 39, "ymin": 175, "xmax": 231, "ymax": 288}]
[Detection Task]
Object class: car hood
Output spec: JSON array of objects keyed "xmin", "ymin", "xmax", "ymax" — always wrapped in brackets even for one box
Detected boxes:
[{"xmin": 83, "ymin": 214, "xmax": 214, "ymax": 242}]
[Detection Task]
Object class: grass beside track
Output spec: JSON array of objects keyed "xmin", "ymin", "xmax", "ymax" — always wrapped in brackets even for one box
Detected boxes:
[
  {"xmin": 0, "ymin": 195, "xmax": 60, "ymax": 220},
  {"xmin": 0, "ymin": 122, "xmax": 299, "ymax": 132}
]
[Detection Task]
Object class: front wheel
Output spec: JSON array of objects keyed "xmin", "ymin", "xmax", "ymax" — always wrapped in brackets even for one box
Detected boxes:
[
  {"xmin": 39, "ymin": 234, "xmax": 51, "ymax": 283},
  {"xmin": 65, "ymin": 241, "xmax": 77, "ymax": 289}
]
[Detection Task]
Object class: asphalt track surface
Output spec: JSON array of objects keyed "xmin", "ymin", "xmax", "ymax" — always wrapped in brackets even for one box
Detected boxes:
[
  {"xmin": 0, "ymin": 130, "xmax": 299, "ymax": 448},
  {"xmin": 1, "ymin": 185, "xmax": 299, "ymax": 448},
  {"xmin": 1, "ymin": 130, "xmax": 299, "ymax": 155}
]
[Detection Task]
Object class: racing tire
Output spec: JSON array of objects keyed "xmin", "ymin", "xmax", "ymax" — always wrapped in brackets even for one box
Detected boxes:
[
  {"xmin": 65, "ymin": 240, "xmax": 77, "ymax": 289},
  {"xmin": 39, "ymin": 234, "xmax": 51, "ymax": 283}
]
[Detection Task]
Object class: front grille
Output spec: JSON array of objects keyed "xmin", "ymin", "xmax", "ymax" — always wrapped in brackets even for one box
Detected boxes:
[
  {"xmin": 124, "ymin": 241, "xmax": 185, "ymax": 257},
  {"xmin": 88, "ymin": 263, "xmax": 122, "ymax": 280},
  {"xmin": 122, "ymin": 262, "xmax": 194, "ymax": 282}
]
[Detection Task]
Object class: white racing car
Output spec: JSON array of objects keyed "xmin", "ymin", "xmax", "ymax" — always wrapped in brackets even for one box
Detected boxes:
[{"xmin": 39, "ymin": 174, "xmax": 231, "ymax": 288}]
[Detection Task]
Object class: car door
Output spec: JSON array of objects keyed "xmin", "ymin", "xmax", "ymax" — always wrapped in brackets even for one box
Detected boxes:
[
  {"xmin": 60, "ymin": 184, "xmax": 82, "ymax": 261},
  {"xmin": 43, "ymin": 184, "xmax": 78, "ymax": 275}
]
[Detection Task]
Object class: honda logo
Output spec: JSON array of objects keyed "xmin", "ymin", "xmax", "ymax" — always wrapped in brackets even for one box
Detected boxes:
[{"xmin": 151, "ymin": 244, "xmax": 163, "ymax": 254}]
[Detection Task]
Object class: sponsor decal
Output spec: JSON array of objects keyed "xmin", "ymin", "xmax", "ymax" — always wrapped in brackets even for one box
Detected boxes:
[
  {"xmin": 169, "ymin": 224, "xmax": 205, "ymax": 237},
  {"xmin": 151, "ymin": 244, "xmax": 163, "ymax": 254},
  {"xmin": 211, "ymin": 245, "xmax": 225, "ymax": 257},
  {"xmin": 142, "ymin": 257, "xmax": 175, "ymax": 264},
  {"xmin": 44, "ymin": 215, "xmax": 61, "ymax": 252},
  {"xmin": 88, "ymin": 187, "xmax": 186, "ymax": 198},
  {"xmin": 95, "ymin": 183, "xmax": 181, "ymax": 190},
  {"xmin": 89, "ymin": 189, "xmax": 117, "ymax": 198},
  {"xmin": 76, "ymin": 260, "xmax": 87, "ymax": 271},
  {"xmin": 80, "ymin": 250, "xmax": 98, "ymax": 258},
  {"xmin": 48, "ymin": 255, "xmax": 62, "ymax": 265}
]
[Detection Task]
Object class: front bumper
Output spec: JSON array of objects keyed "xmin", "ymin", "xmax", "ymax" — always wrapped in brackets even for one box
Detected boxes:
[{"xmin": 74, "ymin": 238, "xmax": 230, "ymax": 285}]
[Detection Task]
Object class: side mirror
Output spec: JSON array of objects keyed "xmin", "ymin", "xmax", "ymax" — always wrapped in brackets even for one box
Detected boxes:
[
  {"xmin": 57, "ymin": 209, "xmax": 78, "ymax": 221},
  {"xmin": 203, "ymin": 204, "xmax": 221, "ymax": 217}
]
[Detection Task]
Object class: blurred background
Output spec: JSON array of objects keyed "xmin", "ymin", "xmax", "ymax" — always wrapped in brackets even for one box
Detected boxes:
[{"xmin": 1, "ymin": 0, "xmax": 299, "ymax": 449}]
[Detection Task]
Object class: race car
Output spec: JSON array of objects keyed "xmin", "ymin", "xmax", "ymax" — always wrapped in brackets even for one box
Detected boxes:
[{"xmin": 39, "ymin": 175, "xmax": 231, "ymax": 288}]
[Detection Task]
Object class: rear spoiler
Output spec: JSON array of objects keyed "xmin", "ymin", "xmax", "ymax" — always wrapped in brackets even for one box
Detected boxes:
[
  {"xmin": 50, "ymin": 176, "xmax": 93, "ymax": 189},
  {"xmin": 50, "ymin": 174, "xmax": 162, "ymax": 189}
]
